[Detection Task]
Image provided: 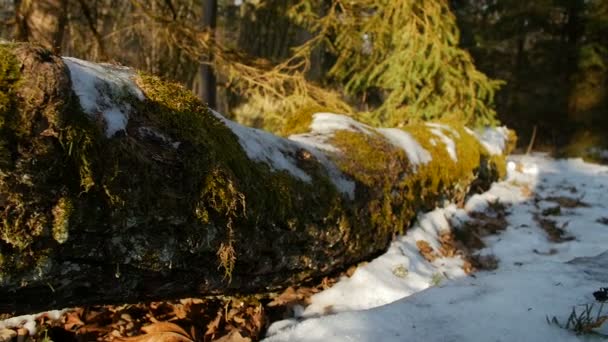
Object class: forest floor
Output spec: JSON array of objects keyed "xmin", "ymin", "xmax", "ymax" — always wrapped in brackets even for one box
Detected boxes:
[
  {"xmin": 265, "ymin": 153, "xmax": 608, "ymax": 341},
  {"xmin": 2, "ymin": 153, "xmax": 608, "ymax": 341}
]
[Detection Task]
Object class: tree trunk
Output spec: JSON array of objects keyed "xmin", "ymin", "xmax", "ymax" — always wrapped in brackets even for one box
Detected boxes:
[
  {"xmin": 197, "ymin": 0, "xmax": 217, "ymax": 108},
  {"xmin": 15, "ymin": 0, "xmax": 68, "ymax": 53},
  {"xmin": 0, "ymin": 44, "xmax": 514, "ymax": 314}
]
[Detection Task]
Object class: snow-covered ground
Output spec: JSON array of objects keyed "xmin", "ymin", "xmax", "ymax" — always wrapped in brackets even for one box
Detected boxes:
[{"xmin": 265, "ymin": 154, "xmax": 608, "ymax": 342}]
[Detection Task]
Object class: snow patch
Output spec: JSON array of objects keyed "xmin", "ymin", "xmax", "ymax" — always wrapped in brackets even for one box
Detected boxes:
[
  {"xmin": 265, "ymin": 154, "xmax": 608, "ymax": 342},
  {"xmin": 427, "ymin": 124, "xmax": 457, "ymax": 161},
  {"xmin": 290, "ymin": 137, "xmax": 356, "ymax": 198},
  {"xmin": 287, "ymin": 113, "xmax": 372, "ymax": 155},
  {"xmin": 299, "ymin": 206, "xmax": 465, "ymax": 318},
  {"xmin": 377, "ymin": 128, "xmax": 432, "ymax": 166},
  {"xmin": 475, "ymin": 126, "xmax": 511, "ymax": 155},
  {"xmin": 63, "ymin": 57, "xmax": 144, "ymax": 138},
  {"xmin": 427, "ymin": 123, "xmax": 460, "ymax": 138},
  {"xmin": 212, "ymin": 110, "xmax": 357, "ymax": 197},
  {"xmin": 0, "ymin": 310, "xmax": 67, "ymax": 336},
  {"xmin": 309, "ymin": 113, "xmax": 375, "ymax": 136},
  {"xmin": 211, "ymin": 109, "xmax": 312, "ymax": 182}
]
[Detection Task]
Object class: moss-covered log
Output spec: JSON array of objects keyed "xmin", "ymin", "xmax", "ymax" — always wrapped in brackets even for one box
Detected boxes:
[{"xmin": 0, "ymin": 44, "xmax": 515, "ymax": 314}]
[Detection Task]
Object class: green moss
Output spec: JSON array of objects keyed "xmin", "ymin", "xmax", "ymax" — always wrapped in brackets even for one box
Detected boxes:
[
  {"xmin": 51, "ymin": 197, "xmax": 73, "ymax": 244},
  {"xmin": 332, "ymin": 130, "xmax": 407, "ymax": 187},
  {"xmin": 59, "ymin": 124, "xmax": 98, "ymax": 192},
  {"xmin": 134, "ymin": 74, "xmax": 347, "ymax": 281},
  {"xmin": 0, "ymin": 45, "xmax": 101, "ymax": 283},
  {"xmin": 0, "ymin": 47, "xmax": 512, "ymax": 294},
  {"xmin": 0, "ymin": 44, "xmax": 19, "ymax": 113},
  {"xmin": 197, "ymin": 169, "xmax": 246, "ymax": 223},
  {"xmin": 328, "ymin": 122, "xmax": 507, "ymax": 235},
  {"xmin": 279, "ymin": 106, "xmax": 328, "ymax": 137},
  {"xmin": 330, "ymin": 130, "xmax": 410, "ymax": 234},
  {"xmin": 0, "ymin": 44, "xmax": 20, "ymax": 169}
]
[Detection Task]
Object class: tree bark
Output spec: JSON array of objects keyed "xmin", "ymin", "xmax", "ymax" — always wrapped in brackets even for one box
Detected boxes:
[
  {"xmin": 15, "ymin": 0, "xmax": 68, "ymax": 53},
  {"xmin": 0, "ymin": 44, "xmax": 514, "ymax": 314},
  {"xmin": 197, "ymin": 0, "xmax": 217, "ymax": 108}
]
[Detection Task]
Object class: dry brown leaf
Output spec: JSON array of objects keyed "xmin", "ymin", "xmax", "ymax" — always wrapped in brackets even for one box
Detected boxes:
[
  {"xmin": 0, "ymin": 328, "xmax": 17, "ymax": 342},
  {"xmin": 141, "ymin": 322, "xmax": 190, "ymax": 337},
  {"xmin": 64, "ymin": 311, "xmax": 85, "ymax": 331},
  {"xmin": 267, "ymin": 287, "xmax": 298, "ymax": 307},
  {"xmin": 520, "ymin": 184, "xmax": 533, "ymax": 198},
  {"xmin": 248, "ymin": 305, "xmax": 264, "ymax": 334},
  {"xmin": 77, "ymin": 323, "xmax": 112, "ymax": 335},
  {"xmin": 439, "ymin": 231, "xmax": 459, "ymax": 257},
  {"xmin": 345, "ymin": 265, "xmax": 358, "ymax": 277},
  {"xmin": 212, "ymin": 330, "xmax": 251, "ymax": 342},
  {"xmin": 416, "ymin": 240, "xmax": 437, "ymax": 262},
  {"xmin": 462, "ymin": 260, "xmax": 475, "ymax": 274},
  {"xmin": 167, "ymin": 304, "xmax": 188, "ymax": 320},
  {"xmin": 114, "ymin": 331, "xmax": 193, "ymax": 342},
  {"xmin": 205, "ymin": 310, "xmax": 223, "ymax": 338},
  {"xmin": 232, "ymin": 315, "xmax": 246, "ymax": 325},
  {"xmin": 225, "ymin": 307, "xmax": 242, "ymax": 325},
  {"xmin": 179, "ymin": 298, "xmax": 204, "ymax": 306},
  {"xmin": 115, "ymin": 322, "xmax": 193, "ymax": 342}
]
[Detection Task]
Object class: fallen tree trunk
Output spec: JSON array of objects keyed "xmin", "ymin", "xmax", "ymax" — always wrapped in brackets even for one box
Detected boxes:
[{"xmin": 0, "ymin": 44, "xmax": 515, "ymax": 314}]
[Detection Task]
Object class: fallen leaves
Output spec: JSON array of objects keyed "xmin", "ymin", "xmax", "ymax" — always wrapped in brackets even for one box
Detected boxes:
[
  {"xmin": 533, "ymin": 214, "xmax": 575, "ymax": 243},
  {"xmin": 416, "ymin": 240, "xmax": 438, "ymax": 262},
  {"xmin": 213, "ymin": 330, "xmax": 251, "ymax": 342},
  {"xmin": 0, "ymin": 296, "xmax": 269, "ymax": 342},
  {"xmin": 469, "ymin": 254, "xmax": 499, "ymax": 271},
  {"xmin": 544, "ymin": 196, "xmax": 589, "ymax": 208},
  {"xmin": 0, "ymin": 329, "xmax": 16, "ymax": 342},
  {"xmin": 0, "ymin": 266, "xmax": 356, "ymax": 342},
  {"xmin": 449, "ymin": 201, "xmax": 509, "ymax": 273},
  {"xmin": 115, "ymin": 322, "xmax": 194, "ymax": 342},
  {"xmin": 438, "ymin": 231, "xmax": 460, "ymax": 258}
]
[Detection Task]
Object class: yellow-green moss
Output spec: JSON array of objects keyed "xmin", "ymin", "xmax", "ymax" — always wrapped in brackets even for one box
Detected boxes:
[
  {"xmin": 279, "ymin": 106, "xmax": 329, "ymax": 137},
  {"xmin": 59, "ymin": 125, "xmax": 98, "ymax": 192},
  {"xmin": 0, "ymin": 44, "xmax": 20, "ymax": 168},
  {"xmin": 134, "ymin": 74, "xmax": 347, "ymax": 280},
  {"xmin": 330, "ymin": 130, "xmax": 410, "ymax": 234},
  {"xmin": 51, "ymin": 197, "xmax": 73, "ymax": 244},
  {"xmin": 0, "ymin": 44, "xmax": 19, "ymax": 113},
  {"xmin": 0, "ymin": 46, "xmax": 513, "ymax": 296},
  {"xmin": 328, "ymin": 122, "xmax": 508, "ymax": 235}
]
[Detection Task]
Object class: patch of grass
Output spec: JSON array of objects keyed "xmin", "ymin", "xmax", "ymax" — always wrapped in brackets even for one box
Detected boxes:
[
  {"xmin": 430, "ymin": 273, "xmax": 443, "ymax": 286},
  {"xmin": 547, "ymin": 303, "xmax": 608, "ymax": 336},
  {"xmin": 392, "ymin": 264, "xmax": 409, "ymax": 278}
]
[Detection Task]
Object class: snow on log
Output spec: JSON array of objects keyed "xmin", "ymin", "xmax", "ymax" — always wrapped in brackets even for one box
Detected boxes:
[{"xmin": 0, "ymin": 44, "xmax": 515, "ymax": 314}]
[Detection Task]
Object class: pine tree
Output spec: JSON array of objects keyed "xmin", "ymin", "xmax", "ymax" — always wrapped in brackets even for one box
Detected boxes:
[{"xmin": 290, "ymin": 0, "xmax": 503, "ymax": 127}]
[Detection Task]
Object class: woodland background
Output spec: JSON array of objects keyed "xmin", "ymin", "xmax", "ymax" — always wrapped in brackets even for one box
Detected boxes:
[{"xmin": 1, "ymin": 0, "xmax": 607, "ymax": 154}]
